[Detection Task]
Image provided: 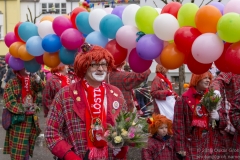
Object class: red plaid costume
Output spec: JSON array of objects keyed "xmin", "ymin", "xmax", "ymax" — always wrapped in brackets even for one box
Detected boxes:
[
  {"xmin": 173, "ymin": 87, "xmax": 227, "ymax": 160},
  {"xmin": 107, "ymin": 69, "xmax": 150, "ymax": 112},
  {"xmin": 3, "ymin": 77, "xmax": 44, "ymax": 159},
  {"xmin": 142, "ymin": 135, "xmax": 174, "ymax": 160},
  {"xmin": 45, "ymin": 81, "xmax": 127, "ymax": 159}
]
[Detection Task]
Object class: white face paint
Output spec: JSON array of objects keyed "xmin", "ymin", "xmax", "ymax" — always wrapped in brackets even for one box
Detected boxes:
[{"xmin": 92, "ymin": 71, "xmax": 107, "ymax": 82}]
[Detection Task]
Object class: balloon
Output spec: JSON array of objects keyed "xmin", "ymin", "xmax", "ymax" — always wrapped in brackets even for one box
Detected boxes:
[
  {"xmin": 59, "ymin": 46, "xmax": 77, "ymax": 65},
  {"xmin": 105, "ymin": 39, "xmax": 128, "ymax": 65},
  {"xmin": 24, "ymin": 58, "xmax": 41, "ymax": 73},
  {"xmin": 160, "ymin": 43, "xmax": 185, "ymax": 69},
  {"xmin": 154, "ymin": 54, "xmax": 161, "ymax": 64},
  {"xmin": 153, "ymin": 13, "xmax": 179, "ymax": 41},
  {"xmin": 40, "ymin": 16, "xmax": 54, "ymax": 22},
  {"xmin": 5, "ymin": 52, "xmax": 11, "ymax": 64},
  {"xmin": 70, "ymin": 7, "xmax": 87, "ymax": 28},
  {"xmin": 122, "ymin": 4, "xmax": 140, "ymax": 27},
  {"xmin": 104, "ymin": 8, "xmax": 113, "ymax": 14},
  {"xmin": 100, "ymin": 14, "xmax": 123, "ymax": 39},
  {"xmin": 26, "ymin": 36, "xmax": 45, "ymax": 56},
  {"xmin": 76, "ymin": 12, "xmax": 94, "ymax": 35},
  {"xmin": 52, "ymin": 16, "xmax": 73, "ymax": 36},
  {"xmin": 192, "ymin": 33, "xmax": 224, "ymax": 64},
  {"xmin": 18, "ymin": 44, "xmax": 35, "ymax": 61},
  {"xmin": 135, "ymin": 6, "xmax": 158, "ymax": 34},
  {"xmin": 18, "ymin": 22, "xmax": 39, "ymax": 42},
  {"xmin": 42, "ymin": 34, "xmax": 62, "ymax": 53},
  {"xmin": 9, "ymin": 56, "xmax": 24, "ymax": 71},
  {"xmin": 9, "ymin": 42, "xmax": 24, "ymax": 58},
  {"xmin": 63, "ymin": 14, "xmax": 70, "ymax": 19},
  {"xmin": 225, "ymin": 42, "xmax": 240, "ymax": 74},
  {"xmin": 161, "ymin": 2, "xmax": 181, "ymax": 18},
  {"xmin": 60, "ymin": 28, "xmax": 84, "ymax": 50},
  {"xmin": 187, "ymin": 53, "xmax": 212, "ymax": 75},
  {"xmin": 43, "ymin": 52, "xmax": 61, "ymax": 68},
  {"xmin": 177, "ymin": 3, "xmax": 199, "ymax": 27},
  {"xmin": 209, "ymin": 2, "xmax": 224, "ymax": 14},
  {"xmin": 128, "ymin": 48, "xmax": 152, "ymax": 73},
  {"xmin": 4, "ymin": 32, "xmax": 19, "ymax": 48},
  {"xmin": 174, "ymin": 27, "xmax": 202, "ymax": 56},
  {"xmin": 195, "ymin": 5, "xmax": 222, "ymax": 33},
  {"xmin": 111, "ymin": 6, "xmax": 126, "ymax": 19},
  {"xmin": 116, "ymin": 25, "xmax": 139, "ymax": 49},
  {"xmin": 224, "ymin": 0, "xmax": 240, "ymax": 14},
  {"xmin": 217, "ymin": 13, "xmax": 240, "ymax": 43},
  {"xmin": 89, "ymin": 9, "xmax": 107, "ymax": 31},
  {"xmin": 136, "ymin": 34, "xmax": 164, "ymax": 60},
  {"xmin": 38, "ymin": 21, "xmax": 55, "ymax": 38},
  {"xmin": 35, "ymin": 55, "xmax": 44, "ymax": 65},
  {"xmin": 214, "ymin": 43, "xmax": 231, "ymax": 72},
  {"xmin": 14, "ymin": 22, "xmax": 24, "ymax": 42},
  {"xmin": 85, "ymin": 31, "xmax": 108, "ymax": 47}
]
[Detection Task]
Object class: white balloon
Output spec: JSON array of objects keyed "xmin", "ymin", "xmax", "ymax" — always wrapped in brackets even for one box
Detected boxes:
[
  {"xmin": 89, "ymin": 9, "xmax": 107, "ymax": 31},
  {"xmin": 153, "ymin": 13, "xmax": 179, "ymax": 41},
  {"xmin": 37, "ymin": 21, "xmax": 55, "ymax": 38},
  {"xmin": 122, "ymin": 4, "xmax": 140, "ymax": 27},
  {"xmin": 155, "ymin": 8, "xmax": 162, "ymax": 14},
  {"xmin": 104, "ymin": 8, "xmax": 113, "ymax": 14}
]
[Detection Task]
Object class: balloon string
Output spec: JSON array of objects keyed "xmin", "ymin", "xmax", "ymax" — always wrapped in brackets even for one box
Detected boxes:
[{"xmin": 136, "ymin": 31, "xmax": 145, "ymax": 42}]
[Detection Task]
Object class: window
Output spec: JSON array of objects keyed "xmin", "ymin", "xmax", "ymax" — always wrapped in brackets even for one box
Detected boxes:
[
  {"xmin": 171, "ymin": 76, "xmax": 179, "ymax": 89},
  {"xmin": 41, "ymin": 3, "xmax": 67, "ymax": 14},
  {"xmin": 0, "ymin": 12, "xmax": 3, "ymax": 40},
  {"xmin": 0, "ymin": 25, "xmax": 3, "ymax": 40}
]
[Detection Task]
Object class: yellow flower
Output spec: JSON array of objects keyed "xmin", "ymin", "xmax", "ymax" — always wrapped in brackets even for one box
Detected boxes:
[
  {"xmin": 121, "ymin": 131, "xmax": 128, "ymax": 137},
  {"xmin": 114, "ymin": 136, "xmax": 123, "ymax": 143},
  {"xmin": 121, "ymin": 129, "xmax": 126, "ymax": 132},
  {"xmin": 132, "ymin": 122, "xmax": 136, "ymax": 126}
]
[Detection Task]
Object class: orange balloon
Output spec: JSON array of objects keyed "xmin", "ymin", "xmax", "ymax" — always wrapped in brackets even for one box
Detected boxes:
[
  {"xmin": 9, "ymin": 42, "xmax": 24, "ymax": 58},
  {"xmin": 63, "ymin": 14, "xmax": 70, "ymax": 19},
  {"xmin": 40, "ymin": 16, "xmax": 54, "ymax": 22},
  {"xmin": 160, "ymin": 43, "xmax": 185, "ymax": 69},
  {"xmin": 195, "ymin": 5, "xmax": 222, "ymax": 33},
  {"xmin": 43, "ymin": 52, "xmax": 60, "ymax": 68},
  {"xmin": 18, "ymin": 44, "xmax": 34, "ymax": 61}
]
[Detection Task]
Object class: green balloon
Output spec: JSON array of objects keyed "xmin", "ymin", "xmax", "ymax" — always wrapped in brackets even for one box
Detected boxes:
[
  {"xmin": 217, "ymin": 13, "xmax": 240, "ymax": 43},
  {"xmin": 135, "ymin": 6, "xmax": 158, "ymax": 34},
  {"xmin": 178, "ymin": 3, "xmax": 199, "ymax": 27}
]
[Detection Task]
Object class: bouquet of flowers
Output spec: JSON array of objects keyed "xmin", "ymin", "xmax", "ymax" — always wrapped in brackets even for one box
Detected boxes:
[
  {"xmin": 200, "ymin": 89, "xmax": 221, "ymax": 128},
  {"xmin": 104, "ymin": 111, "xmax": 149, "ymax": 149}
]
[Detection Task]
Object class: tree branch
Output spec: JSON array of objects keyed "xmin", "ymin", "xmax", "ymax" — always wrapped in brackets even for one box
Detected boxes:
[
  {"xmin": 153, "ymin": 0, "xmax": 158, "ymax": 7},
  {"xmin": 199, "ymin": 0, "xmax": 205, "ymax": 7},
  {"xmin": 26, "ymin": 14, "xmax": 30, "ymax": 22},
  {"xmin": 27, "ymin": 7, "xmax": 33, "ymax": 23},
  {"xmin": 160, "ymin": 0, "xmax": 168, "ymax": 4},
  {"xmin": 34, "ymin": 13, "xmax": 43, "ymax": 24},
  {"xmin": 205, "ymin": 0, "xmax": 213, "ymax": 5},
  {"xmin": 191, "ymin": 0, "xmax": 194, "ymax": 3}
]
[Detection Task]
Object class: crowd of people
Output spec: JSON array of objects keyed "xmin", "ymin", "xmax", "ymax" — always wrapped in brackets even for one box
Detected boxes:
[{"xmin": 1, "ymin": 43, "xmax": 240, "ymax": 160}]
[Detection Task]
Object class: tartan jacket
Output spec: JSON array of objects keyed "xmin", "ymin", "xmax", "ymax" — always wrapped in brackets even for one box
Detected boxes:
[
  {"xmin": 150, "ymin": 75, "xmax": 173, "ymax": 114},
  {"xmin": 3, "ymin": 77, "xmax": 44, "ymax": 158},
  {"xmin": 142, "ymin": 135, "xmax": 174, "ymax": 160},
  {"xmin": 107, "ymin": 69, "xmax": 150, "ymax": 112},
  {"xmin": 45, "ymin": 81, "xmax": 127, "ymax": 159},
  {"xmin": 173, "ymin": 87, "xmax": 227, "ymax": 160}
]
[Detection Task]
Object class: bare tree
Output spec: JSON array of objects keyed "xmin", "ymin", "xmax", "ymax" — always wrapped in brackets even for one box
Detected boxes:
[{"xmin": 26, "ymin": 7, "xmax": 42, "ymax": 24}]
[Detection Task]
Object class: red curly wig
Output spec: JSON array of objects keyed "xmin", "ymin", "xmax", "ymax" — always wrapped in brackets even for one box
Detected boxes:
[
  {"xmin": 74, "ymin": 45, "xmax": 115, "ymax": 78},
  {"xmin": 148, "ymin": 114, "xmax": 173, "ymax": 136},
  {"xmin": 189, "ymin": 71, "xmax": 213, "ymax": 87},
  {"xmin": 50, "ymin": 66, "xmax": 66, "ymax": 73}
]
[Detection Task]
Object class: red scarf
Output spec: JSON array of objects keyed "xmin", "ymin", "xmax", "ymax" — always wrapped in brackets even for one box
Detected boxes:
[
  {"xmin": 16, "ymin": 73, "xmax": 32, "ymax": 104},
  {"xmin": 53, "ymin": 73, "xmax": 70, "ymax": 87},
  {"xmin": 157, "ymin": 73, "xmax": 173, "ymax": 90},
  {"xmin": 81, "ymin": 79, "xmax": 108, "ymax": 159}
]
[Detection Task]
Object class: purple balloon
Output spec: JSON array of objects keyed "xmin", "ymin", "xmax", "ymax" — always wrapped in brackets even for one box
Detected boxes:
[
  {"xmin": 5, "ymin": 53, "xmax": 11, "ymax": 64},
  {"xmin": 4, "ymin": 32, "xmax": 19, "ymax": 47},
  {"xmin": 60, "ymin": 28, "xmax": 85, "ymax": 50},
  {"xmin": 53, "ymin": 16, "xmax": 73, "ymax": 37},
  {"xmin": 209, "ymin": 2, "xmax": 224, "ymax": 14},
  {"xmin": 136, "ymin": 34, "xmax": 164, "ymax": 60},
  {"xmin": 111, "ymin": 6, "xmax": 126, "ymax": 19},
  {"xmin": 35, "ymin": 55, "xmax": 44, "ymax": 65},
  {"xmin": 9, "ymin": 56, "xmax": 24, "ymax": 71},
  {"xmin": 129, "ymin": 48, "xmax": 152, "ymax": 73}
]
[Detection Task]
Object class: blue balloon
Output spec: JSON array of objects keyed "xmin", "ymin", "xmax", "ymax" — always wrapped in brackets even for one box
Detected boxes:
[
  {"xmin": 59, "ymin": 46, "xmax": 77, "ymax": 65},
  {"xmin": 24, "ymin": 58, "xmax": 41, "ymax": 73},
  {"xmin": 42, "ymin": 34, "xmax": 62, "ymax": 53},
  {"xmin": 18, "ymin": 22, "xmax": 39, "ymax": 42},
  {"xmin": 85, "ymin": 31, "xmax": 108, "ymax": 48},
  {"xmin": 26, "ymin": 36, "xmax": 45, "ymax": 56},
  {"xmin": 76, "ymin": 12, "xmax": 94, "ymax": 35}
]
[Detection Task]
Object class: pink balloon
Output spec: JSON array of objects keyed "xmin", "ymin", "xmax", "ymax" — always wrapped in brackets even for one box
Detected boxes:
[
  {"xmin": 224, "ymin": 0, "xmax": 240, "ymax": 14},
  {"xmin": 61, "ymin": 28, "xmax": 84, "ymax": 50},
  {"xmin": 192, "ymin": 33, "xmax": 224, "ymax": 64},
  {"xmin": 128, "ymin": 48, "xmax": 152, "ymax": 73},
  {"xmin": 5, "ymin": 52, "xmax": 11, "ymax": 64},
  {"xmin": 53, "ymin": 16, "xmax": 73, "ymax": 37},
  {"xmin": 104, "ymin": 8, "xmax": 113, "ymax": 14},
  {"xmin": 4, "ymin": 32, "xmax": 19, "ymax": 47},
  {"xmin": 35, "ymin": 55, "xmax": 44, "ymax": 65}
]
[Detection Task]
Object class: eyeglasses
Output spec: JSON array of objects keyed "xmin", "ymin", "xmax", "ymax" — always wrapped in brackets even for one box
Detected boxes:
[{"xmin": 90, "ymin": 63, "xmax": 108, "ymax": 69}]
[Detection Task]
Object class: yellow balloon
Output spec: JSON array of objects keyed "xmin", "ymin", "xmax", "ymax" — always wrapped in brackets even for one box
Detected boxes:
[{"xmin": 177, "ymin": 3, "xmax": 199, "ymax": 27}]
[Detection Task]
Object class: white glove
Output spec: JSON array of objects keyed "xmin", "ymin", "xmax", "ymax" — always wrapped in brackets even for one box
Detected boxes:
[
  {"xmin": 113, "ymin": 148, "xmax": 121, "ymax": 156},
  {"xmin": 35, "ymin": 75, "xmax": 40, "ymax": 83},
  {"xmin": 210, "ymin": 110, "xmax": 220, "ymax": 121},
  {"xmin": 214, "ymin": 90, "xmax": 221, "ymax": 98}
]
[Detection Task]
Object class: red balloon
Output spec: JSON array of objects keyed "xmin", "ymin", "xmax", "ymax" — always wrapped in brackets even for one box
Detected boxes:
[
  {"xmin": 105, "ymin": 40, "xmax": 128, "ymax": 65},
  {"xmin": 174, "ymin": 27, "xmax": 202, "ymax": 57},
  {"xmin": 14, "ymin": 22, "xmax": 24, "ymax": 42},
  {"xmin": 214, "ymin": 43, "xmax": 231, "ymax": 72},
  {"xmin": 187, "ymin": 53, "xmax": 212, "ymax": 75},
  {"xmin": 225, "ymin": 42, "xmax": 240, "ymax": 74},
  {"xmin": 161, "ymin": 2, "xmax": 182, "ymax": 18},
  {"xmin": 70, "ymin": 7, "xmax": 87, "ymax": 28}
]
